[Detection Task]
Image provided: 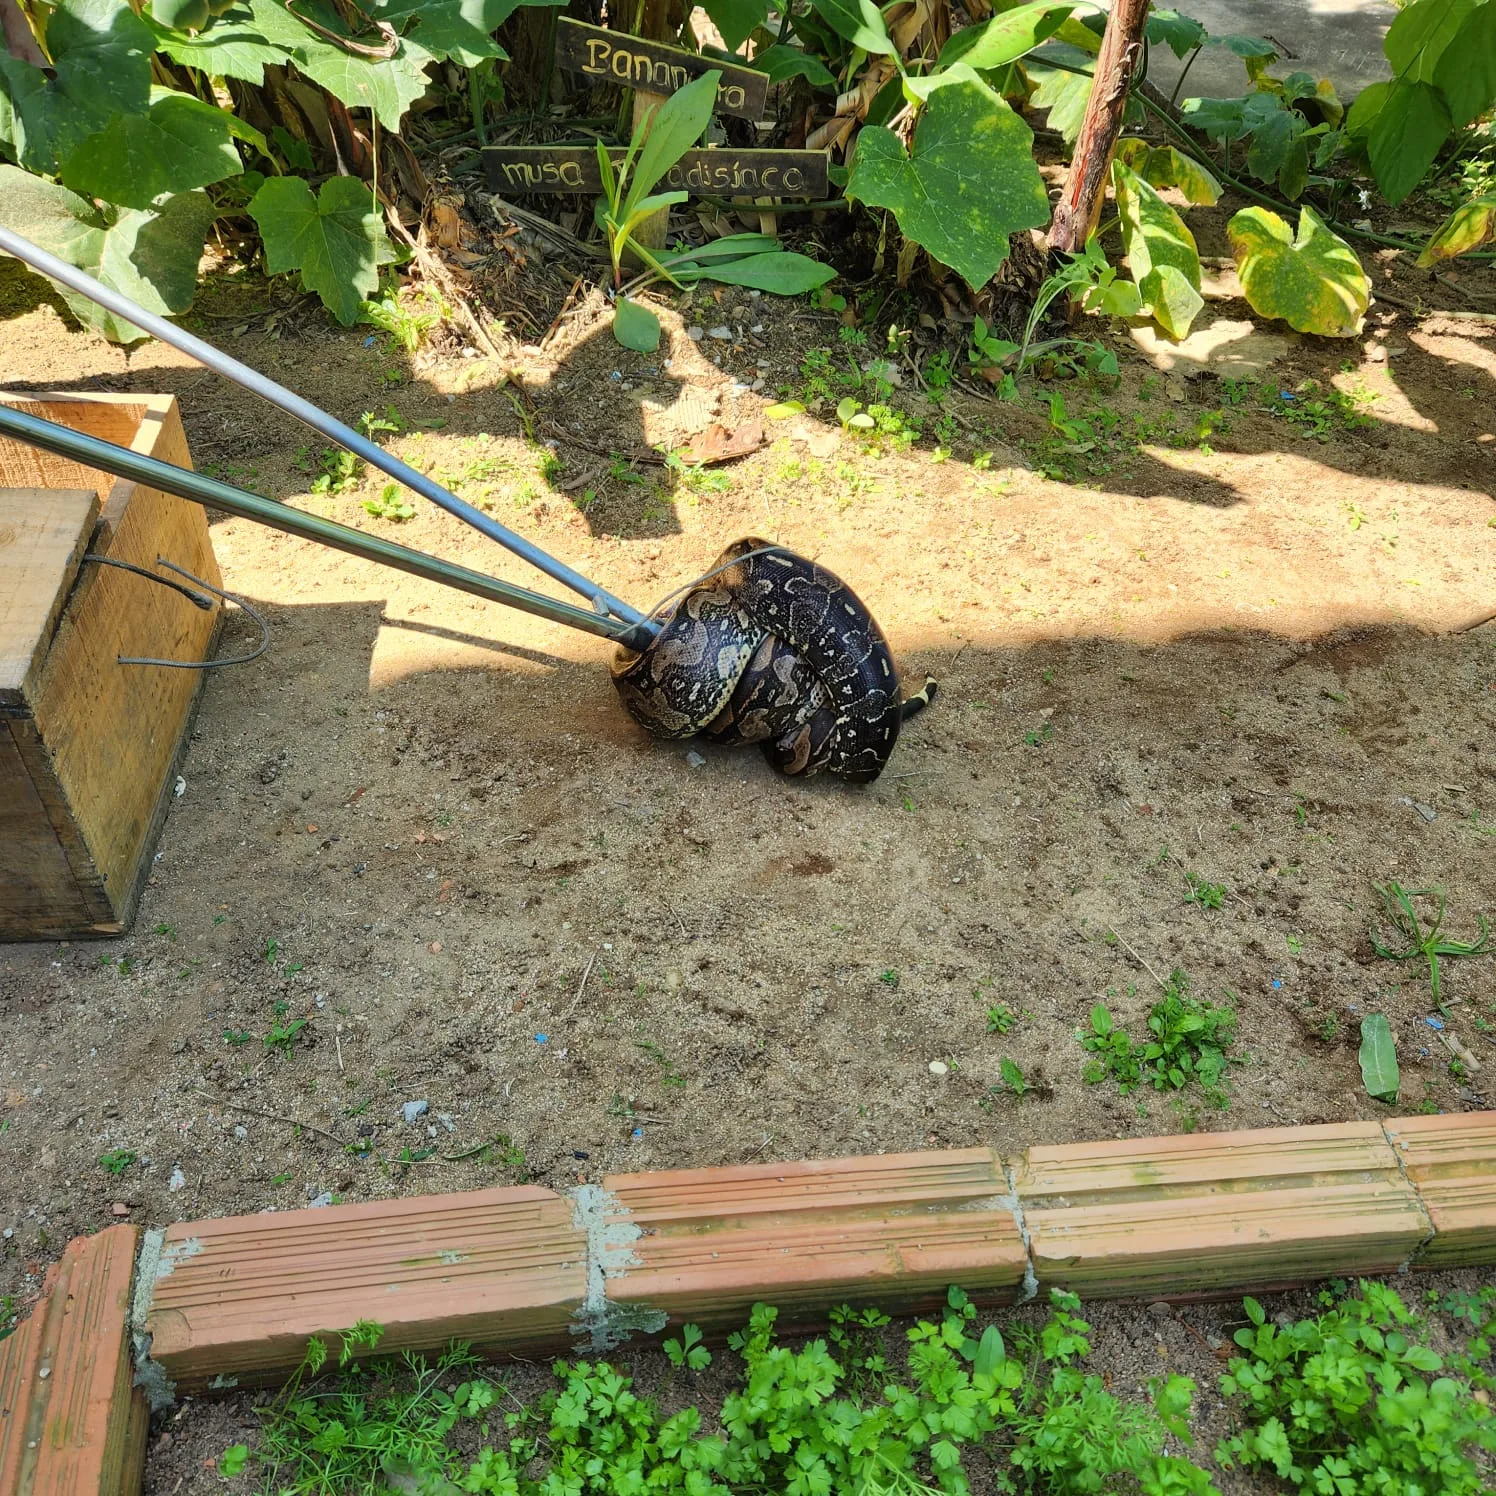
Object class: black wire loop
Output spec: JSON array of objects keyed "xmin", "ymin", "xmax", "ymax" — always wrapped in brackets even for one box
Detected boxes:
[{"xmin": 78, "ymin": 554, "xmax": 271, "ymax": 670}]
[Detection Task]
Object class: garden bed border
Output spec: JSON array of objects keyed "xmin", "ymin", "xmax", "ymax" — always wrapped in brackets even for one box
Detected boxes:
[{"xmin": 1, "ymin": 1111, "xmax": 1491, "ymax": 1496}]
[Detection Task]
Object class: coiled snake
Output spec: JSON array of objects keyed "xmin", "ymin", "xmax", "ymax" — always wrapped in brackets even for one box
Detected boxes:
[{"xmin": 612, "ymin": 538, "xmax": 935, "ymax": 783}]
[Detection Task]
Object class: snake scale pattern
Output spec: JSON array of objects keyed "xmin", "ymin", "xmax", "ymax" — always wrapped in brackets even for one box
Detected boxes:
[{"xmin": 612, "ymin": 538, "xmax": 934, "ymax": 783}]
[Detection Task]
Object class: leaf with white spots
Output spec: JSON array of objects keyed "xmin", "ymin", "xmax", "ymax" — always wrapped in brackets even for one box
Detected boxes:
[{"xmin": 846, "ymin": 67, "xmax": 1050, "ymax": 290}]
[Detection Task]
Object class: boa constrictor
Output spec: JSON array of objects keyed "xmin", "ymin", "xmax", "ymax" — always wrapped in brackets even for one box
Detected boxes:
[{"xmin": 611, "ymin": 538, "xmax": 935, "ymax": 783}]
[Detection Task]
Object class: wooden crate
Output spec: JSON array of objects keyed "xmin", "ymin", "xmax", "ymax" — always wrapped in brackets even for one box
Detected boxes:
[{"xmin": 0, "ymin": 393, "xmax": 220, "ymax": 940}]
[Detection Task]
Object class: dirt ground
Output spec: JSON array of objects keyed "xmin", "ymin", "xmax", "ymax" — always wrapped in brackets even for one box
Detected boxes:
[{"xmin": 2, "ymin": 179, "xmax": 1495, "ymax": 1487}]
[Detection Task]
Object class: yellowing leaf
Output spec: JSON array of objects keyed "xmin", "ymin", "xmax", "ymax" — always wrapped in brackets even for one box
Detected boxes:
[
  {"xmin": 1114, "ymin": 139, "xmax": 1220, "ymax": 205},
  {"xmin": 1227, "ymin": 204, "xmax": 1369, "ymax": 338},
  {"xmin": 1112, "ymin": 159, "xmax": 1203, "ymax": 338},
  {"xmin": 1418, "ymin": 194, "xmax": 1496, "ymax": 265}
]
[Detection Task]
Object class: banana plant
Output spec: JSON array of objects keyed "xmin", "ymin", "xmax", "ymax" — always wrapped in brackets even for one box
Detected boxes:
[{"xmin": 595, "ymin": 70, "xmax": 832, "ymax": 351}]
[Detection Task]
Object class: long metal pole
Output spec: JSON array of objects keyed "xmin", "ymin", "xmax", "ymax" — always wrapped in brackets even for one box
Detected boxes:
[
  {"xmin": 0, "ymin": 225, "xmax": 652, "ymax": 633},
  {"xmin": 0, "ymin": 403, "xmax": 648, "ymax": 645}
]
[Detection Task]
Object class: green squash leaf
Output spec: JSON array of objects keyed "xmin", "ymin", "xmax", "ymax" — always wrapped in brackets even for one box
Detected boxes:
[
  {"xmin": 368, "ymin": 0, "xmax": 548, "ymax": 66},
  {"xmin": 938, "ymin": 1, "xmax": 1077, "ymax": 70},
  {"xmin": 60, "ymin": 92, "xmax": 242, "ymax": 210},
  {"xmin": 1367, "ymin": 77, "xmax": 1450, "ymax": 206},
  {"xmin": 1245, "ymin": 97, "xmax": 1311, "ymax": 199},
  {"xmin": 808, "ymin": 0, "xmax": 895, "ymax": 56},
  {"xmin": 1146, "ymin": 7, "xmax": 1206, "ymax": 59},
  {"xmin": 848, "ymin": 67, "xmax": 1050, "ymax": 289},
  {"xmin": 699, "ymin": 0, "xmax": 772, "ymax": 50},
  {"xmin": 1112, "ymin": 159, "xmax": 1203, "ymax": 338},
  {"xmin": 1210, "ymin": 32, "xmax": 1276, "ymax": 60},
  {"xmin": 1227, "ymin": 204, "xmax": 1369, "ymax": 337},
  {"xmin": 0, "ymin": 167, "xmax": 217, "ymax": 341},
  {"xmin": 1025, "ymin": 43, "xmax": 1095, "ymax": 146},
  {"xmin": 1114, "ymin": 139, "xmax": 1220, "ymax": 205},
  {"xmin": 751, "ymin": 43, "xmax": 837, "ymax": 88},
  {"xmin": 245, "ymin": 0, "xmax": 433, "ymax": 128},
  {"xmin": 1432, "ymin": 0, "xmax": 1496, "ymax": 128},
  {"xmin": 248, "ymin": 174, "xmax": 397, "ymax": 325},
  {"xmin": 1358, "ymin": 1013, "xmax": 1399, "ymax": 1103},
  {"xmin": 47, "ymin": 0, "xmax": 155, "ymax": 118},
  {"xmin": 148, "ymin": 6, "xmax": 289, "ymax": 83},
  {"xmin": 0, "ymin": 0, "xmax": 154, "ymax": 173},
  {"xmin": 1418, "ymin": 193, "xmax": 1496, "ymax": 264},
  {"xmin": 612, "ymin": 295, "xmax": 661, "ymax": 352}
]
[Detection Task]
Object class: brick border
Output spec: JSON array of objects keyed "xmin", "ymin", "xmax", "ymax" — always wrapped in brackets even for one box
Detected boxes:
[{"xmin": 1, "ymin": 1115, "xmax": 1492, "ymax": 1495}]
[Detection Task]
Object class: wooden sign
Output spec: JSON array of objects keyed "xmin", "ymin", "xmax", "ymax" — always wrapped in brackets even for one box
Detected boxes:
[
  {"xmin": 553, "ymin": 17, "xmax": 769, "ymax": 121},
  {"xmin": 484, "ymin": 145, "xmax": 828, "ymax": 198}
]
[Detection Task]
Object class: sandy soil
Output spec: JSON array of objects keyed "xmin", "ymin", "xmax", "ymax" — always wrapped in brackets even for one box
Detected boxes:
[{"xmin": 2, "ymin": 188, "xmax": 1495, "ymax": 1488}]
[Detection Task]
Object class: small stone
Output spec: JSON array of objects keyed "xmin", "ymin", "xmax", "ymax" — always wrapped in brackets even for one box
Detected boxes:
[
  {"xmin": 110, "ymin": 1202, "xmax": 131, "ymax": 1218},
  {"xmin": 685, "ymin": 750, "xmax": 707, "ymax": 769},
  {"xmin": 437, "ymin": 1112, "xmax": 456, "ymax": 1133},
  {"xmin": 928, "ymin": 1060, "xmax": 948, "ymax": 1076},
  {"xmin": 707, "ymin": 325, "xmax": 732, "ymax": 340},
  {"xmin": 429, "ymin": 940, "xmax": 443, "ymax": 954},
  {"xmin": 427, "ymin": 1124, "xmax": 438, "ymax": 1139},
  {"xmin": 686, "ymin": 326, "xmax": 705, "ymax": 341},
  {"xmin": 308, "ymin": 1191, "xmax": 334, "ymax": 1208},
  {"xmin": 234, "ymin": 1125, "xmax": 247, "ymax": 1139},
  {"xmin": 168, "ymin": 1167, "xmax": 187, "ymax": 1193},
  {"xmin": 401, "ymin": 1099, "xmax": 429, "ymax": 1125},
  {"xmin": 1147, "ymin": 1301, "xmax": 1172, "ymax": 1319},
  {"xmin": 1413, "ymin": 801, "xmax": 1437, "ymax": 822}
]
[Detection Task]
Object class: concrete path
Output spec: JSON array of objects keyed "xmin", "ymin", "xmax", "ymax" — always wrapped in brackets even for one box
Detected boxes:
[{"xmin": 1145, "ymin": 0, "xmax": 1393, "ymax": 102}]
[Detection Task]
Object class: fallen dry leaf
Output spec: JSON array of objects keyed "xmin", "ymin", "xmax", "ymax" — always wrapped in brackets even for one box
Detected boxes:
[{"xmin": 680, "ymin": 420, "xmax": 765, "ymax": 465}]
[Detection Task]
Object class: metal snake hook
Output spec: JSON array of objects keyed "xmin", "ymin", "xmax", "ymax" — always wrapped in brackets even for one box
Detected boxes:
[{"xmin": 0, "ymin": 225, "xmax": 656, "ymax": 641}]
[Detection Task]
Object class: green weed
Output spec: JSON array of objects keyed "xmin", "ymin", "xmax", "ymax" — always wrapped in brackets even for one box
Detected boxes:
[
  {"xmin": 363, "ymin": 483, "xmax": 416, "ymax": 521},
  {"xmin": 227, "ymin": 1287, "xmax": 1222, "ymax": 1494},
  {"xmin": 1082, "ymin": 972, "xmax": 1235, "ymax": 1103},
  {"xmin": 986, "ymin": 1003, "xmax": 1017, "ymax": 1034},
  {"xmin": 1183, "ymin": 872, "xmax": 1227, "ymax": 910},
  {"xmin": 1218, "ymin": 1281, "xmax": 1496, "ymax": 1493},
  {"xmin": 1369, "ymin": 881, "xmax": 1490, "ymax": 1002},
  {"xmin": 98, "ymin": 1149, "xmax": 137, "ymax": 1175}
]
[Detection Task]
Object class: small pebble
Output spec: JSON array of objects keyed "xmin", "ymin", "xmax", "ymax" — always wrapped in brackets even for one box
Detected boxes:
[
  {"xmin": 168, "ymin": 1167, "xmax": 186, "ymax": 1193},
  {"xmin": 685, "ymin": 750, "xmax": 707, "ymax": 769},
  {"xmin": 928, "ymin": 1060, "xmax": 948, "ymax": 1076},
  {"xmin": 1147, "ymin": 1301, "xmax": 1172, "ymax": 1319},
  {"xmin": 111, "ymin": 1202, "xmax": 131, "ymax": 1218},
  {"xmin": 401, "ymin": 1099, "xmax": 429, "ymax": 1125},
  {"xmin": 234, "ymin": 1125, "xmax": 247, "ymax": 1139},
  {"xmin": 686, "ymin": 326, "xmax": 705, "ymax": 341},
  {"xmin": 707, "ymin": 325, "xmax": 732, "ymax": 340},
  {"xmin": 308, "ymin": 1191, "xmax": 334, "ymax": 1209}
]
